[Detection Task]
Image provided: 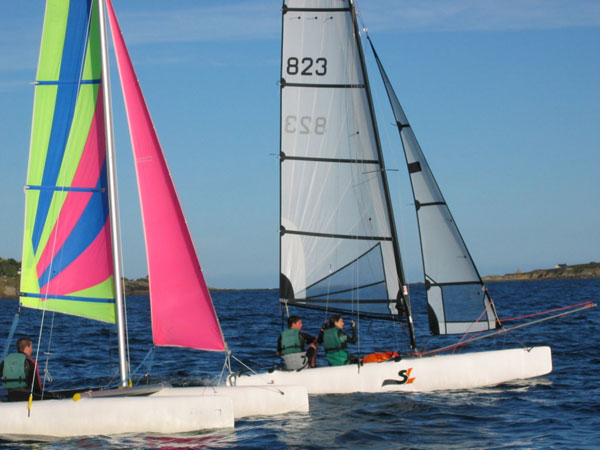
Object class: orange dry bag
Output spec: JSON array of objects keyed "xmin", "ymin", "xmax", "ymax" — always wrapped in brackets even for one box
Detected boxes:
[{"xmin": 362, "ymin": 351, "xmax": 400, "ymax": 363}]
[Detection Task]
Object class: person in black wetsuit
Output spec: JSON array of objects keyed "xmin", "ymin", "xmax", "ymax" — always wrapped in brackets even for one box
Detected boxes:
[
  {"xmin": 0, "ymin": 337, "xmax": 43, "ymax": 402},
  {"xmin": 277, "ymin": 315, "xmax": 318, "ymax": 369}
]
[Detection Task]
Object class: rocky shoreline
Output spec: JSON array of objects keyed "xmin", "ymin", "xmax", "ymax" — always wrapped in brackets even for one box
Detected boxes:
[
  {"xmin": 1, "ymin": 259, "xmax": 598, "ymax": 299},
  {"xmin": 482, "ymin": 262, "xmax": 600, "ymax": 282}
]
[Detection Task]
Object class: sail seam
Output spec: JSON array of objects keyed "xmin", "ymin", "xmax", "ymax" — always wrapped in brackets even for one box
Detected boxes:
[
  {"xmin": 283, "ymin": 82, "xmax": 365, "ymax": 89},
  {"xmin": 284, "ymin": 7, "xmax": 351, "ymax": 13},
  {"xmin": 286, "ymin": 298, "xmax": 392, "ymax": 304},
  {"xmin": 281, "ymin": 229, "xmax": 392, "ymax": 241},
  {"xmin": 304, "ymin": 243, "xmax": 383, "ymax": 290},
  {"xmin": 25, "ymin": 185, "xmax": 106, "ymax": 193},
  {"xmin": 21, "ymin": 292, "xmax": 115, "ymax": 303},
  {"xmin": 306, "ymin": 280, "xmax": 386, "ymax": 299},
  {"xmin": 416, "ymin": 201, "xmax": 446, "ymax": 207},
  {"xmin": 427, "ymin": 280, "xmax": 482, "ymax": 287},
  {"xmin": 34, "ymin": 79, "xmax": 101, "ymax": 85},
  {"xmin": 282, "ymin": 154, "xmax": 379, "ymax": 164},
  {"xmin": 276, "ymin": 302, "xmax": 402, "ymax": 322}
]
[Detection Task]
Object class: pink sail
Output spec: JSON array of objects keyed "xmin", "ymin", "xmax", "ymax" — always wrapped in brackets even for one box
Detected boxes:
[{"xmin": 106, "ymin": 0, "xmax": 225, "ymax": 351}]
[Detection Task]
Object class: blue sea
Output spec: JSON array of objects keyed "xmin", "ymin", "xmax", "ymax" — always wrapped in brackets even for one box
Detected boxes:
[{"xmin": 1, "ymin": 279, "xmax": 598, "ymax": 449}]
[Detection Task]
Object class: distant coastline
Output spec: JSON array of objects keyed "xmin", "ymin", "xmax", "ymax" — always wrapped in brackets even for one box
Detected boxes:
[
  {"xmin": 1, "ymin": 258, "xmax": 598, "ymax": 299},
  {"xmin": 482, "ymin": 262, "xmax": 600, "ymax": 282}
]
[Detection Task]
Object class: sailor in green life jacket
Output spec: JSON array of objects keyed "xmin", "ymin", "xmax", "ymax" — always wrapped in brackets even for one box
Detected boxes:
[
  {"xmin": 319, "ymin": 314, "xmax": 359, "ymax": 366},
  {"xmin": 0, "ymin": 337, "xmax": 43, "ymax": 402},
  {"xmin": 277, "ymin": 315, "xmax": 318, "ymax": 370}
]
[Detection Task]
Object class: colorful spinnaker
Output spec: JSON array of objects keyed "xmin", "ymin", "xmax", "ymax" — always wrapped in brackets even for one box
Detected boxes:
[
  {"xmin": 106, "ymin": 0, "xmax": 225, "ymax": 351},
  {"xmin": 20, "ymin": 0, "xmax": 116, "ymax": 323}
]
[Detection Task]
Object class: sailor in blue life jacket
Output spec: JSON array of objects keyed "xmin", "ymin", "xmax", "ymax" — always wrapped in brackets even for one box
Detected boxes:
[
  {"xmin": 277, "ymin": 315, "xmax": 318, "ymax": 370},
  {"xmin": 319, "ymin": 314, "xmax": 359, "ymax": 366},
  {"xmin": 0, "ymin": 337, "xmax": 43, "ymax": 402}
]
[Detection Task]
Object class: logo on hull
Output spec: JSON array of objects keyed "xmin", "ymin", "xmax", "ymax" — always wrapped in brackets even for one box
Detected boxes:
[{"xmin": 382, "ymin": 368, "xmax": 415, "ymax": 387}]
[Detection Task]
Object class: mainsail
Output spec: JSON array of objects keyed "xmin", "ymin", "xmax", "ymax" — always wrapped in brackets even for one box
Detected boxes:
[
  {"xmin": 20, "ymin": 0, "xmax": 116, "ymax": 323},
  {"xmin": 279, "ymin": 0, "xmax": 412, "ymax": 325},
  {"xmin": 367, "ymin": 38, "xmax": 500, "ymax": 335},
  {"xmin": 106, "ymin": 0, "xmax": 225, "ymax": 351}
]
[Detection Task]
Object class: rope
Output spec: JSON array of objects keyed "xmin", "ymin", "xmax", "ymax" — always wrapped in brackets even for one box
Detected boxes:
[
  {"xmin": 228, "ymin": 353, "xmax": 285, "ymax": 395},
  {"xmin": 29, "ymin": 308, "xmax": 47, "ymax": 415},
  {"xmin": 451, "ymin": 307, "xmax": 489, "ymax": 353},
  {"xmin": 41, "ymin": 312, "xmax": 57, "ymax": 393},
  {"xmin": 415, "ymin": 301, "xmax": 596, "ymax": 356},
  {"xmin": 500, "ymin": 300, "xmax": 595, "ymax": 322},
  {"xmin": 131, "ymin": 346, "xmax": 155, "ymax": 385},
  {"xmin": 217, "ymin": 350, "xmax": 232, "ymax": 385},
  {"xmin": 230, "ymin": 353, "xmax": 262, "ymax": 376}
]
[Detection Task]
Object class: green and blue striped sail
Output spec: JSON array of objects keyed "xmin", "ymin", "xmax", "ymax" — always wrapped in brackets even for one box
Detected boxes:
[{"xmin": 20, "ymin": 0, "xmax": 116, "ymax": 323}]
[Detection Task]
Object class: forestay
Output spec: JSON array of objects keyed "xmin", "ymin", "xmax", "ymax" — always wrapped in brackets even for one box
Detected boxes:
[
  {"xmin": 20, "ymin": 0, "xmax": 116, "ymax": 323},
  {"xmin": 367, "ymin": 38, "xmax": 500, "ymax": 335},
  {"xmin": 279, "ymin": 0, "xmax": 410, "ymax": 321}
]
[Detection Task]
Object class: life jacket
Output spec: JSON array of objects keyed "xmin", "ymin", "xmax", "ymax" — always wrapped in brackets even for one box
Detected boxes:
[
  {"xmin": 362, "ymin": 351, "xmax": 400, "ymax": 364},
  {"xmin": 280, "ymin": 329, "xmax": 302, "ymax": 355},
  {"xmin": 1, "ymin": 352, "xmax": 28, "ymax": 389},
  {"xmin": 323, "ymin": 327, "xmax": 349, "ymax": 366}
]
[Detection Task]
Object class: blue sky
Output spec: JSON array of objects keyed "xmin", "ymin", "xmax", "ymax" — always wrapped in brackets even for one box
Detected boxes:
[{"xmin": 0, "ymin": 0, "xmax": 598, "ymax": 288}]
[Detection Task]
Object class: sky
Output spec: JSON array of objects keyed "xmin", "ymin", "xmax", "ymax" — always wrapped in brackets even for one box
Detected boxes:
[{"xmin": 0, "ymin": 0, "xmax": 598, "ymax": 289}]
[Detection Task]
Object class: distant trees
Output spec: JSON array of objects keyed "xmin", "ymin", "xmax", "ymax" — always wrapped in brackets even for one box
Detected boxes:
[{"xmin": 0, "ymin": 258, "xmax": 20, "ymax": 277}]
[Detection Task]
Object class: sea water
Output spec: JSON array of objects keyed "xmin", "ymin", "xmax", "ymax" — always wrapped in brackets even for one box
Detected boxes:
[{"xmin": 0, "ymin": 279, "xmax": 598, "ymax": 449}]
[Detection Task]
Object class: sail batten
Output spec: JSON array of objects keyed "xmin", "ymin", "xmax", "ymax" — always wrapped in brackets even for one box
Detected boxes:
[{"xmin": 106, "ymin": 0, "xmax": 225, "ymax": 352}]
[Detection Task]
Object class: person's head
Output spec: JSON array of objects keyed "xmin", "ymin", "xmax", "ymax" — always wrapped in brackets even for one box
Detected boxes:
[
  {"xmin": 288, "ymin": 315, "xmax": 303, "ymax": 329},
  {"xmin": 329, "ymin": 314, "xmax": 344, "ymax": 329},
  {"xmin": 17, "ymin": 337, "xmax": 33, "ymax": 356}
]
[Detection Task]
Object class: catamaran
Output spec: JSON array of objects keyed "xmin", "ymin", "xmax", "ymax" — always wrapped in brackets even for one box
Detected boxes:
[
  {"xmin": 0, "ymin": 0, "xmax": 306, "ymax": 439},
  {"xmin": 229, "ymin": 0, "xmax": 594, "ymax": 394}
]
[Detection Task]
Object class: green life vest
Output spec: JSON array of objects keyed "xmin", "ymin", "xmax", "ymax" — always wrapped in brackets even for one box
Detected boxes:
[
  {"xmin": 323, "ymin": 327, "xmax": 349, "ymax": 366},
  {"xmin": 1, "ymin": 352, "xmax": 28, "ymax": 389},
  {"xmin": 280, "ymin": 329, "xmax": 302, "ymax": 355}
]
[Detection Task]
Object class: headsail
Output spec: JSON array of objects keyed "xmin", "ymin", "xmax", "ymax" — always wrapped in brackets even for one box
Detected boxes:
[
  {"xmin": 20, "ymin": 0, "xmax": 116, "ymax": 323},
  {"xmin": 279, "ymin": 0, "xmax": 412, "ymax": 324},
  {"xmin": 367, "ymin": 38, "xmax": 500, "ymax": 335},
  {"xmin": 106, "ymin": 0, "xmax": 225, "ymax": 351}
]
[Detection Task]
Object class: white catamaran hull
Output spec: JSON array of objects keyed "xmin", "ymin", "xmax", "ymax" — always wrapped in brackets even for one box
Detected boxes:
[
  {"xmin": 229, "ymin": 347, "xmax": 552, "ymax": 394},
  {"xmin": 0, "ymin": 395, "xmax": 234, "ymax": 440},
  {"xmin": 151, "ymin": 385, "xmax": 309, "ymax": 418}
]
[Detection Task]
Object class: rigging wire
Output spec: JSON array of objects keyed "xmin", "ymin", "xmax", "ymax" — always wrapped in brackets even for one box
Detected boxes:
[
  {"xmin": 217, "ymin": 350, "xmax": 233, "ymax": 385},
  {"xmin": 227, "ymin": 353, "xmax": 285, "ymax": 395},
  {"xmin": 41, "ymin": 311, "xmax": 56, "ymax": 393},
  {"xmin": 415, "ymin": 301, "xmax": 596, "ymax": 356},
  {"xmin": 130, "ymin": 346, "xmax": 155, "ymax": 386}
]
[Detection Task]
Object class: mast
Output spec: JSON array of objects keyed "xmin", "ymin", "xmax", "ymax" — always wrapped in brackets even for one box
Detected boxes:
[
  {"xmin": 349, "ymin": 0, "xmax": 417, "ymax": 349},
  {"xmin": 97, "ymin": 0, "xmax": 129, "ymax": 387}
]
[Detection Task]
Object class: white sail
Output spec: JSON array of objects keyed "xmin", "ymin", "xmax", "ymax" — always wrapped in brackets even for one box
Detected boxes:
[
  {"xmin": 229, "ymin": 0, "xmax": 554, "ymax": 396},
  {"xmin": 279, "ymin": 0, "xmax": 409, "ymax": 320},
  {"xmin": 367, "ymin": 38, "xmax": 499, "ymax": 335}
]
